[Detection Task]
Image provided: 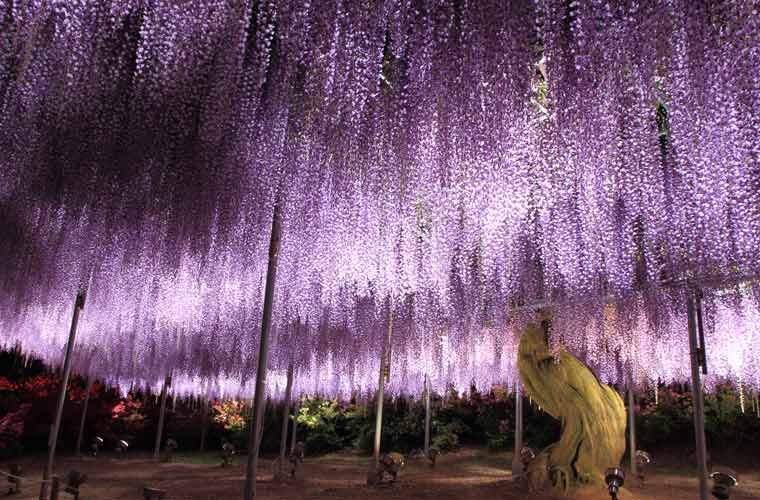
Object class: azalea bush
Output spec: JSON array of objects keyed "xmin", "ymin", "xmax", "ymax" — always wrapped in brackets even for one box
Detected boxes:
[
  {"xmin": 0, "ymin": 403, "xmax": 30, "ymax": 458},
  {"xmin": 0, "ymin": 349, "xmax": 758, "ymax": 461},
  {"xmin": 213, "ymin": 400, "xmax": 248, "ymax": 432}
]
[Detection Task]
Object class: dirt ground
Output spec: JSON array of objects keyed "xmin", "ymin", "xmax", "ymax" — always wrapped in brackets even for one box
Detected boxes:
[{"xmin": 3, "ymin": 448, "xmax": 759, "ymax": 500}]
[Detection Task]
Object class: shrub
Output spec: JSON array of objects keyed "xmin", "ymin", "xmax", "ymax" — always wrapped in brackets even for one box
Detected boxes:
[{"xmin": 0, "ymin": 403, "xmax": 30, "ymax": 459}]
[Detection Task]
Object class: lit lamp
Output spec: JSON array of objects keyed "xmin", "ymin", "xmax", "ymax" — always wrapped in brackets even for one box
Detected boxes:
[
  {"xmin": 710, "ymin": 470, "xmax": 738, "ymax": 500},
  {"xmin": 116, "ymin": 439, "xmax": 129, "ymax": 459},
  {"xmin": 220, "ymin": 441, "xmax": 236, "ymax": 468},
  {"xmin": 635, "ymin": 450, "xmax": 651, "ymax": 483},
  {"xmin": 605, "ymin": 467, "xmax": 625, "ymax": 500},
  {"xmin": 91, "ymin": 436, "xmax": 104, "ymax": 457},
  {"xmin": 520, "ymin": 447, "xmax": 536, "ymax": 470}
]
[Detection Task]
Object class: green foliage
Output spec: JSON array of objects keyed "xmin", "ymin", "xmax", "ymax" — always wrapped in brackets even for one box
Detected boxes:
[
  {"xmin": 296, "ymin": 399, "xmax": 351, "ymax": 455},
  {"xmin": 637, "ymin": 382, "xmax": 760, "ymax": 452},
  {"xmin": 0, "ymin": 347, "xmax": 757, "ymax": 462}
]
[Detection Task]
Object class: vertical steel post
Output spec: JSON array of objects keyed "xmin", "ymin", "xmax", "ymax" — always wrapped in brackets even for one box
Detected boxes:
[
  {"xmin": 75, "ymin": 376, "xmax": 94, "ymax": 457},
  {"xmin": 153, "ymin": 372, "xmax": 172, "ymax": 458},
  {"xmin": 290, "ymin": 401, "xmax": 298, "ymax": 454},
  {"xmin": 373, "ymin": 300, "xmax": 393, "ymax": 464},
  {"xmin": 512, "ymin": 378, "xmax": 524, "ymax": 476},
  {"xmin": 200, "ymin": 382, "xmax": 210, "ymax": 452},
  {"xmin": 627, "ymin": 371, "xmax": 637, "ymax": 478},
  {"xmin": 687, "ymin": 292, "xmax": 709, "ymax": 500},
  {"xmin": 49, "ymin": 476, "xmax": 60, "ymax": 500},
  {"xmin": 278, "ymin": 362, "xmax": 294, "ymax": 476},
  {"xmin": 244, "ymin": 196, "xmax": 283, "ymax": 500},
  {"xmin": 424, "ymin": 374, "xmax": 431, "ymax": 456},
  {"xmin": 41, "ymin": 291, "xmax": 85, "ymax": 500}
]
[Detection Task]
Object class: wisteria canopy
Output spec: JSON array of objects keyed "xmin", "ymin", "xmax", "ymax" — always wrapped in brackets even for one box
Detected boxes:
[{"xmin": 1, "ymin": 0, "xmax": 759, "ymax": 400}]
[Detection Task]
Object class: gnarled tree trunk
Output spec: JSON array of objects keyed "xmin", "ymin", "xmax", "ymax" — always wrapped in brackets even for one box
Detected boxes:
[{"xmin": 518, "ymin": 316, "xmax": 626, "ymax": 493}]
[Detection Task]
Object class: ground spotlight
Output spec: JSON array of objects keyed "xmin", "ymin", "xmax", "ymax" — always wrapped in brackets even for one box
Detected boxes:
[
  {"xmin": 288, "ymin": 441, "xmax": 305, "ymax": 477},
  {"xmin": 116, "ymin": 439, "xmax": 129, "ymax": 459},
  {"xmin": 367, "ymin": 452, "xmax": 406, "ymax": 485},
  {"xmin": 635, "ymin": 450, "xmax": 651, "ymax": 483},
  {"xmin": 64, "ymin": 470, "xmax": 88, "ymax": 500},
  {"xmin": 91, "ymin": 436, "xmax": 103, "ymax": 457},
  {"xmin": 220, "ymin": 440, "xmax": 236, "ymax": 468},
  {"xmin": 520, "ymin": 446, "xmax": 536, "ymax": 469},
  {"xmin": 6, "ymin": 464, "xmax": 23, "ymax": 495},
  {"xmin": 710, "ymin": 470, "xmax": 738, "ymax": 500},
  {"xmin": 605, "ymin": 467, "xmax": 625, "ymax": 500},
  {"xmin": 142, "ymin": 486, "xmax": 167, "ymax": 499},
  {"xmin": 163, "ymin": 438, "xmax": 178, "ymax": 462},
  {"xmin": 426, "ymin": 446, "xmax": 440, "ymax": 467}
]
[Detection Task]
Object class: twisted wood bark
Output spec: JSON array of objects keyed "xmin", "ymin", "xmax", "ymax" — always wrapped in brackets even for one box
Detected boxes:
[{"xmin": 518, "ymin": 315, "xmax": 626, "ymax": 493}]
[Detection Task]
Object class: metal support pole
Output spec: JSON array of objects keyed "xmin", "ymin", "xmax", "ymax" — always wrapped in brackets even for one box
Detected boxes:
[
  {"xmin": 373, "ymin": 300, "xmax": 393, "ymax": 465},
  {"xmin": 687, "ymin": 292, "xmax": 709, "ymax": 500},
  {"xmin": 627, "ymin": 372, "xmax": 637, "ymax": 479},
  {"xmin": 50, "ymin": 476, "xmax": 60, "ymax": 500},
  {"xmin": 654, "ymin": 382, "xmax": 659, "ymax": 407},
  {"xmin": 244, "ymin": 196, "xmax": 283, "ymax": 500},
  {"xmin": 290, "ymin": 401, "xmax": 298, "ymax": 454},
  {"xmin": 75, "ymin": 376, "xmax": 94, "ymax": 457},
  {"xmin": 278, "ymin": 362, "xmax": 294, "ymax": 476},
  {"xmin": 512, "ymin": 378, "xmax": 524, "ymax": 477},
  {"xmin": 424, "ymin": 374, "xmax": 431, "ymax": 456},
  {"xmin": 200, "ymin": 383, "xmax": 210, "ymax": 452},
  {"xmin": 153, "ymin": 372, "xmax": 172, "ymax": 459},
  {"xmin": 41, "ymin": 291, "xmax": 85, "ymax": 500}
]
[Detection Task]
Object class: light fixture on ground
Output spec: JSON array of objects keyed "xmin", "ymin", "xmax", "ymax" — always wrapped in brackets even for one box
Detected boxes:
[
  {"xmin": 710, "ymin": 470, "xmax": 738, "ymax": 500},
  {"xmin": 605, "ymin": 467, "xmax": 625, "ymax": 500},
  {"xmin": 426, "ymin": 446, "xmax": 440, "ymax": 467},
  {"xmin": 163, "ymin": 439, "xmax": 178, "ymax": 462},
  {"xmin": 634, "ymin": 450, "xmax": 651, "ymax": 483},
  {"xmin": 367, "ymin": 452, "xmax": 405, "ymax": 486},
  {"xmin": 287, "ymin": 442, "xmax": 305, "ymax": 478},
  {"xmin": 115, "ymin": 440, "xmax": 129, "ymax": 459},
  {"xmin": 63, "ymin": 470, "xmax": 87, "ymax": 500},
  {"xmin": 90, "ymin": 437, "xmax": 103, "ymax": 457},
  {"xmin": 142, "ymin": 486, "xmax": 167, "ymax": 500},
  {"xmin": 6, "ymin": 464, "xmax": 22, "ymax": 495},
  {"xmin": 520, "ymin": 446, "xmax": 536, "ymax": 470},
  {"xmin": 220, "ymin": 441, "xmax": 236, "ymax": 468}
]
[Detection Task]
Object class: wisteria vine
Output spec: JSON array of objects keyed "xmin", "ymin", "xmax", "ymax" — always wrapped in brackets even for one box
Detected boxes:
[{"xmin": 0, "ymin": 0, "xmax": 759, "ymax": 399}]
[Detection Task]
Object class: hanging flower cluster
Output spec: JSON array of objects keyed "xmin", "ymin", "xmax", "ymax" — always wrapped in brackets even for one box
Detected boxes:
[{"xmin": 0, "ymin": 1, "xmax": 758, "ymax": 399}]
